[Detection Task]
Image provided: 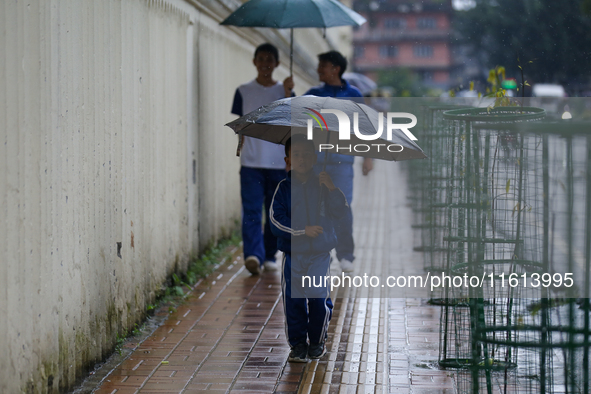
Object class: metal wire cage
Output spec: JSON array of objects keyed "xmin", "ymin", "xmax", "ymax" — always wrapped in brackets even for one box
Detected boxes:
[
  {"xmin": 445, "ymin": 112, "xmax": 591, "ymax": 393},
  {"xmin": 407, "ymin": 105, "xmax": 477, "ymax": 308},
  {"xmin": 435, "ymin": 107, "xmax": 552, "ymax": 390},
  {"xmin": 406, "ymin": 99, "xmax": 591, "ymax": 393},
  {"xmin": 472, "ymin": 120, "xmax": 591, "ymax": 394},
  {"xmin": 418, "ymin": 105, "xmax": 474, "ymax": 272},
  {"xmin": 409, "ymin": 104, "xmax": 446, "ymax": 261}
]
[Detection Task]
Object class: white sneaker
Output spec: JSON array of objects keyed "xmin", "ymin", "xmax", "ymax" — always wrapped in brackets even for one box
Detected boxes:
[
  {"xmin": 263, "ymin": 260, "xmax": 279, "ymax": 272},
  {"xmin": 339, "ymin": 259, "xmax": 354, "ymax": 273},
  {"xmin": 244, "ymin": 255, "xmax": 261, "ymax": 275}
]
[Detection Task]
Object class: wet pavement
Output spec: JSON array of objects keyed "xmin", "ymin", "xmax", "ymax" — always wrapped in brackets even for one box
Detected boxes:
[{"xmin": 89, "ymin": 160, "xmax": 457, "ymax": 393}]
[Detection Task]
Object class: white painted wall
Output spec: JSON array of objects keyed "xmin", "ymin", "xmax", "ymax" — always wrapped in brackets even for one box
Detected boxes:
[{"xmin": 0, "ymin": 0, "xmax": 350, "ymax": 392}]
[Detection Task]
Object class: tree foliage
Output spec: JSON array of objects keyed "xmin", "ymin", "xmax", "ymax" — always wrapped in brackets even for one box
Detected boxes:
[
  {"xmin": 455, "ymin": 0, "xmax": 591, "ymax": 84},
  {"xmin": 377, "ymin": 67, "xmax": 426, "ymax": 97}
]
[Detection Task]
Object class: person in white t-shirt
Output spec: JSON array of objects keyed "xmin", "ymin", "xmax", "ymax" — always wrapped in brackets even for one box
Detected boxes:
[{"xmin": 231, "ymin": 43, "xmax": 294, "ymax": 275}]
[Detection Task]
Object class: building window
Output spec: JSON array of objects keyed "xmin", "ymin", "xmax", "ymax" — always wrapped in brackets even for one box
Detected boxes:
[
  {"xmin": 379, "ymin": 45, "xmax": 398, "ymax": 58},
  {"xmin": 416, "ymin": 17, "xmax": 437, "ymax": 29},
  {"xmin": 413, "ymin": 45, "xmax": 433, "ymax": 58},
  {"xmin": 384, "ymin": 18, "xmax": 406, "ymax": 29},
  {"xmin": 354, "ymin": 46, "xmax": 365, "ymax": 58}
]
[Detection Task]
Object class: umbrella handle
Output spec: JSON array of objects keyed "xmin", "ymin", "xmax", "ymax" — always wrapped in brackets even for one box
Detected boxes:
[
  {"xmin": 322, "ymin": 124, "xmax": 331, "ymax": 171},
  {"xmin": 236, "ymin": 133, "xmax": 244, "ymax": 157},
  {"xmin": 322, "ymin": 151, "xmax": 329, "ymax": 172},
  {"xmin": 315, "ymin": 184, "xmax": 326, "ymax": 225},
  {"xmin": 289, "ymin": 28, "xmax": 293, "ymax": 76},
  {"xmin": 318, "ymin": 125, "xmax": 331, "ymax": 220}
]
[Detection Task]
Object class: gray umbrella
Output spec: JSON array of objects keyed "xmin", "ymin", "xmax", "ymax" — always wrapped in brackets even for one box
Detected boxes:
[
  {"xmin": 225, "ymin": 95, "xmax": 426, "ymax": 161},
  {"xmin": 220, "ymin": 0, "xmax": 366, "ymax": 74},
  {"xmin": 343, "ymin": 72, "xmax": 377, "ymax": 96}
]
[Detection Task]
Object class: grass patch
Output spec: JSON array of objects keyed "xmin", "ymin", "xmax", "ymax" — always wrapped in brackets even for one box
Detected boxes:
[
  {"xmin": 75, "ymin": 228, "xmax": 243, "ymax": 393},
  {"xmin": 114, "ymin": 324, "xmax": 142, "ymax": 355},
  {"xmin": 183, "ymin": 228, "xmax": 241, "ymax": 290},
  {"xmin": 152, "ymin": 227, "xmax": 242, "ymax": 308},
  {"xmin": 115, "ymin": 227, "xmax": 242, "ymax": 352}
]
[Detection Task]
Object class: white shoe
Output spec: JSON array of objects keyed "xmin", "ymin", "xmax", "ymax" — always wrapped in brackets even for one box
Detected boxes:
[
  {"xmin": 339, "ymin": 259, "xmax": 354, "ymax": 273},
  {"xmin": 263, "ymin": 260, "xmax": 279, "ymax": 272},
  {"xmin": 244, "ymin": 255, "xmax": 261, "ymax": 275}
]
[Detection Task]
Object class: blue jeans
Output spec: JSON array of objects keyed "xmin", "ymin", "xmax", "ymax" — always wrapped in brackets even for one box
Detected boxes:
[
  {"xmin": 240, "ymin": 167, "xmax": 286, "ymax": 265},
  {"xmin": 314, "ymin": 162, "xmax": 355, "ymax": 262},
  {"xmin": 281, "ymin": 252, "xmax": 333, "ymax": 346}
]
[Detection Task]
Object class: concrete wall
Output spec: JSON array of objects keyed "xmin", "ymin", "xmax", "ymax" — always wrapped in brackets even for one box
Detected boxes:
[{"xmin": 0, "ymin": 0, "xmax": 348, "ymax": 392}]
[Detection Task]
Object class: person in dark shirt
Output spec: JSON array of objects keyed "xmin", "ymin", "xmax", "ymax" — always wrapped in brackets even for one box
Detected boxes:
[
  {"xmin": 270, "ymin": 135, "xmax": 348, "ymax": 362},
  {"xmin": 304, "ymin": 51, "xmax": 372, "ymax": 273}
]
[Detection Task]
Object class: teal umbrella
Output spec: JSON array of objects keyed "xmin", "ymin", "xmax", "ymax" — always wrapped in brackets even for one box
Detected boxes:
[{"xmin": 220, "ymin": 0, "xmax": 366, "ymax": 74}]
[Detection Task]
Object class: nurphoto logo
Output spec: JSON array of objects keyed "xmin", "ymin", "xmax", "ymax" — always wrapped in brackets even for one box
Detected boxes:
[{"xmin": 304, "ymin": 108, "xmax": 418, "ymax": 154}]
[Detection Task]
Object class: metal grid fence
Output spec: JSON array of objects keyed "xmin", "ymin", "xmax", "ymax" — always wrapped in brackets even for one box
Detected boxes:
[{"xmin": 408, "ymin": 103, "xmax": 591, "ymax": 393}]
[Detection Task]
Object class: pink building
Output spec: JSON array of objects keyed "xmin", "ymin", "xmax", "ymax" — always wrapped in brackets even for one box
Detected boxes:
[{"xmin": 352, "ymin": 0, "xmax": 453, "ymax": 88}]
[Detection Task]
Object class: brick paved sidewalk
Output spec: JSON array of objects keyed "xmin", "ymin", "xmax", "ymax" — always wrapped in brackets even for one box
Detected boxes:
[
  {"xmin": 91, "ymin": 159, "xmax": 456, "ymax": 394},
  {"xmin": 91, "ymin": 260, "xmax": 454, "ymax": 393},
  {"xmin": 93, "ymin": 251, "xmax": 301, "ymax": 394}
]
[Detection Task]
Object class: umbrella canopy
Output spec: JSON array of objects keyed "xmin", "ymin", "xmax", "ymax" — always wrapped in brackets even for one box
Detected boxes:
[
  {"xmin": 342, "ymin": 72, "xmax": 377, "ymax": 96},
  {"xmin": 225, "ymin": 96, "xmax": 426, "ymax": 161},
  {"xmin": 220, "ymin": 0, "xmax": 366, "ymax": 28},
  {"xmin": 220, "ymin": 0, "xmax": 366, "ymax": 74}
]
